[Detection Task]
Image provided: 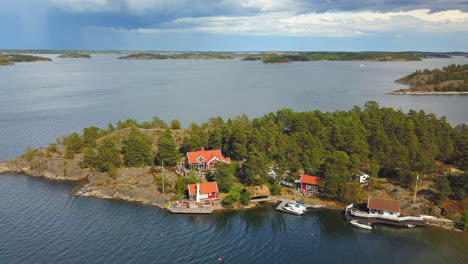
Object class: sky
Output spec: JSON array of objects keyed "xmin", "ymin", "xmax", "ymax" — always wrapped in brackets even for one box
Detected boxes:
[{"xmin": 1, "ymin": 0, "xmax": 468, "ymax": 51}]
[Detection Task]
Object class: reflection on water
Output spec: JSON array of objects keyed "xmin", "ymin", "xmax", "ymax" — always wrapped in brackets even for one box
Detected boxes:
[{"xmin": 0, "ymin": 174, "xmax": 467, "ymax": 264}]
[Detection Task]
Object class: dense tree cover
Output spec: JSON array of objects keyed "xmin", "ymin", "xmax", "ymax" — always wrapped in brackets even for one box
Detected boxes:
[
  {"xmin": 57, "ymin": 53, "xmax": 91, "ymax": 59},
  {"xmin": 244, "ymin": 52, "xmax": 422, "ymax": 64},
  {"xmin": 213, "ymin": 163, "xmax": 237, "ymax": 192},
  {"xmin": 178, "ymin": 101, "xmax": 466, "ymax": 200},
  {"xmin": 447, "ymin": 172, "xmax": 468, "ymax": 200},
  {"xmin": 156, "ymin": 130, "xmax": 179, "ymax": 166},
  {"xmin": 94, "ymin": 138, "xmax": 121, "ymax": 177},
  {"xmin": 122, "ymin": 128, "xmax": 154, "ymax": 167},
  {"xmin": 45, "ymin": 102, "xmax": 466, "ymax": 202},
  {"xmin": 262, "ymin": 56, "xmax": 290, "ymax": 64},
  {"xmin": 340, "ymin": 180, "xmax": 366, "ymax": 204},
  {"xmin": 434, "ymin": 176, "xmax": 454, "ymax": 205}
]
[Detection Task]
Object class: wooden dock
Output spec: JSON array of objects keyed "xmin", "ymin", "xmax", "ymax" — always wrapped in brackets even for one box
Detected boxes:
[{"xmin": 275, "ymin": 199, "xmax": 290, "ymax": 213}]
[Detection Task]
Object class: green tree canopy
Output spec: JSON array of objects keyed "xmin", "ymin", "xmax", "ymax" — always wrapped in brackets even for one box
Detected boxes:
[
  {"xmin": 122, "ymin": 128, "xmax": 154, "ymax": 167},
  {"xmin": 156, "ymin": 130, "xmax": 179, "ymax": 166}
]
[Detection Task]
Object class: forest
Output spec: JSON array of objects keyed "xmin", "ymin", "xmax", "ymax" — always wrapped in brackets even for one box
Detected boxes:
[{"xmin": 55, "ymin": 102, "xmax": 467, "ymax": 205}]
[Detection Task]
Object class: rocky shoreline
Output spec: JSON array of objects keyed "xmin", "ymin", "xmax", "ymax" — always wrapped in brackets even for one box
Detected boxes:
[{"xmin": 0, "ymin": 144, "xmax": 462, "ymax": 232}]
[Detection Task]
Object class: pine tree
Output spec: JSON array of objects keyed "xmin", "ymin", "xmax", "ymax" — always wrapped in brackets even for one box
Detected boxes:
[
  {"xmin": 122, "ymin": 128, "xmax": 154, "ymax": 167},
  {"xmin": 156, "ymin": 129, "xmax": 179, "ymax": 166}
]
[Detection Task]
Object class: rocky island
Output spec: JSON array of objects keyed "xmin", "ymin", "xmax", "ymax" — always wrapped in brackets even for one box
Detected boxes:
[
  {"xmin": 392, "ymin": 64, "xmax": 468, "ymax": 95},
  {"xmin": 0, "ymin": 104, "xmax": 467, "ymax": 230},
  {"xmin": 58, "ymin": 53, "xmax": 92, "ymax": 59},
  {"xmin": 0, "ymin": 54, "xmax": 52, "ymax": 66}
]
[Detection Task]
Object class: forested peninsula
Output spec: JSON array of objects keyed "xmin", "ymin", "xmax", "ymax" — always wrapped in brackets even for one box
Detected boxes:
[
  {"xmin": 58, "ymin": 53, "xmax": 91, "ymax": 59},
  {"xmin": 1, "ymin": 102, "xmax": 467, "ymax": 226},
  {"xmin": 243, "ymin": 52, "xmax": 425, "ymax": 64},
  {"xmin": 0, "ymin": 54, "xmax": 52, "ymax": 66},
  {"xmin": 393, "ymin": 64, "xmax": 468, "ymax": 94}
]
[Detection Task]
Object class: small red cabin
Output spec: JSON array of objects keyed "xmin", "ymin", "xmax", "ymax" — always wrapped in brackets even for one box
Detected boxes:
[
  {"xmin": 188, "ymin": 182, "xmax": 219, "ymax": 202},
  {"xmin": 295, "ymin": 175, "xmax": 322, "ymax": 196}
]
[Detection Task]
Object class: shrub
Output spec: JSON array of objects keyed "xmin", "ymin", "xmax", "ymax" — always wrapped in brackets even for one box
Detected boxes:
[
  {"xmin": 240, "ymin": 189, "xmax": 251, "ymax": 205},
  {"xmin": 269, "ymin": 184, "xmax": 282, "ymax": 195}
]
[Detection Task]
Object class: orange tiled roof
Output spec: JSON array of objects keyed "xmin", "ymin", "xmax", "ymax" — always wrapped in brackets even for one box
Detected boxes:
[
  {"xmin": 299, "ymin": 175, "xmax": 322, "ymax": 185},
  {"xmin": 187, "ymin": 149, "xmax": 230, "ymax": 164},
  {"xmin": 188, "ymin": 182, "xmax": 219, "ymax": 195}
]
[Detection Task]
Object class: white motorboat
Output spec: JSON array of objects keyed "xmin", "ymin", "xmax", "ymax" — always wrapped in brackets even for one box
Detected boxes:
[
  {"xmin": 350, "ymin": 220, "xmax": 373, "ymax": 230},
  {"xmin": 406, "ymin": 224, "xmax": 416, "ymax": 228},
  {"xmin": 287, "ymin": 202, "xmax": 307, "ymax": 211},
  {"xmin": 282, "ymin": 204, "xmax": 306, "ymax": 215}
]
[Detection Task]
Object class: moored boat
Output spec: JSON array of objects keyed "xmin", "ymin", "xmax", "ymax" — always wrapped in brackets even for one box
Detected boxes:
[
  {"xmin": 350, "ymin": 220, "xmax": 373, "ymax": 230},
  {"xmin": 282, "ymin": 203, "xmax": 306, "ymax": 215}
]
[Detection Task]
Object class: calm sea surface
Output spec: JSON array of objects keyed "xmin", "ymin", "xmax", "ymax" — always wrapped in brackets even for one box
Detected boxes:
[{"xmin": 1, "ymin": 55, "xmax": 467, "ymax": 263}]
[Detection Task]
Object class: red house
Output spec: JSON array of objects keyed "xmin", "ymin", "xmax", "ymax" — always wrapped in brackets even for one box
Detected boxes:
[
  {"xmin": 188, "ymin": 182, "xmax": 219, "ymax": 202},
  {"xmin": 185, "ymin": 147, "xmax": 231, "ymax": 172},
  {"xmin": 295, "ymin": 174, "xmax": 322, "ymax": 196}
]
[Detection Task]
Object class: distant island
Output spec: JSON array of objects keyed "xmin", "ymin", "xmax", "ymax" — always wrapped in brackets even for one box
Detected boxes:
[
  {"xmin": 241, "ymin": 52, "xmax": 442, "ymax": 64},
  {"xmin": 392, "ymin": 64, "xmax": 468, "ymax": 95},
  {"xmin": 0, "ymin": 54, "xmax": 52, "ymax": 66},
  {"xmin": 58, "ymin": 53, "xmax": 91, "ymax": 59},
  {"xmin": 118, "ymin": 52, "xmax": 234, "ymax": 60}
]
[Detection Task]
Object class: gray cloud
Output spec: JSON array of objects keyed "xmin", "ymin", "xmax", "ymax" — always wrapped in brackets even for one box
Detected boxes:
[{"xmin": 301, "ymin": 0, "xmax": 468, "ymax": 12}]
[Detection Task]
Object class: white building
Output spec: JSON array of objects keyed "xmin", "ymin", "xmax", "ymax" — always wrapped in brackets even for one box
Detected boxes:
[
  {"xmin": 352, "ymin": 173, "xmax": 370, "ymax": 185},
  {"xmin": 367, "ymin": 197, "xmax": 401, "ymax": 217}
]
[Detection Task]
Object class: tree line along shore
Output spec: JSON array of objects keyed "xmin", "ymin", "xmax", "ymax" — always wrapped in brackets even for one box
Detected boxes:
[
  {"xmin": 392, "ymin": 64, "xmax": 468, "ymax": 94},
  {"xmin": 0, "ymin": 102, "xmax": 467, "ymax": 230}
]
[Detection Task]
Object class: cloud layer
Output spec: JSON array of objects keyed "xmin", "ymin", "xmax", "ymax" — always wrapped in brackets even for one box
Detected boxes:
[{"xmin": 1, "ymin": 0, "xmax": 467, "ymax": 50}]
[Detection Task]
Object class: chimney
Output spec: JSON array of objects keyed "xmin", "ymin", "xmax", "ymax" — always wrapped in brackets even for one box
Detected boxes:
[
  {"xmin": 196, "ymin": 183, "xmax": 201, "ymax": 202},
  {"xmin": 201, "ymin": 147, "xmax": 205, "ymax": 151}
]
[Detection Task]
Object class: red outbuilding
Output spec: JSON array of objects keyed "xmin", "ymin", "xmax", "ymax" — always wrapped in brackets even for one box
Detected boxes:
[
  {"xmin": 188, "ymin": 182, "xmax": 219, "ymax": 202},
  {"xmin": 295, "ymin": 174, "xmax": 323, "ymax": 196}
]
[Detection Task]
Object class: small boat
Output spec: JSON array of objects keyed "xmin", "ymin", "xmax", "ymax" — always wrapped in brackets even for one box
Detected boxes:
[
  {"xmin": 350, "ymin": 220, "xmax": 373, "ymax": 230},
  {"xmin": 282, "ymin": 204, "xmax": 306, "ymax": 215},
  {"xmin": 287, "ymin": 202, "xmax": 307, "ymax": 211},
  {"xmin": 406, "ymin": 224, "xmax": 416, "ymax": 228},
  {"xmin": 359, "ymin": 64, "xmax": 365, "ymax": 67}
]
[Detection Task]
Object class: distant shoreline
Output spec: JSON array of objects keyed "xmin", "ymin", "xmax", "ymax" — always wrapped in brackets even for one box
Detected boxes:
[{"xmin": 389, "ymin": 91, "xmax": 468, "ymax": 95}]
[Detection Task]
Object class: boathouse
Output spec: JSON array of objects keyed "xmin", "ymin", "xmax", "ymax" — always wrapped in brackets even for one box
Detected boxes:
[
  {"xmin": 188, "ymin": 182, "xmax": 219, "ymax": 202},
  {"xmin": 295, "ymin": 175, "xmax": 322, "ymax": 196},
  {"xmin": 185, "ymin": 147, "xmax": 231, "ymax": 172},
  {"xmin": 368, "ymin": 197, "xmax": 401, "ymax": 216}
]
